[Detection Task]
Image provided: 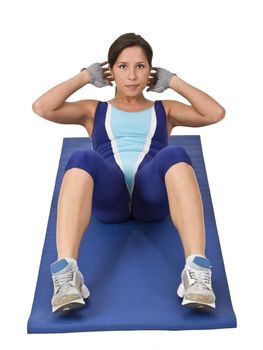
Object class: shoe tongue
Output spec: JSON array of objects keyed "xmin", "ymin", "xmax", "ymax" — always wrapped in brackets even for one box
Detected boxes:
[
  {"xmin": 50, "ymin": 258, "xmax": 75, "ymax": 274},
  {"xmin": 51, "ymin": 259, "xmax": 67, "ymax": 274},
  {"xmin": 191, "ymin": 256, "xmax": 210, "ymax": 269}
]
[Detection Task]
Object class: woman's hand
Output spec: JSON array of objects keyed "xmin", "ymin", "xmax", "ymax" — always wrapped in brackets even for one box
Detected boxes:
[
  {"xmin": 146, "ymin": 67, "xmax": 158, "ymax": 92},
  {"xmin": 85, "ymin": 61, "xmax": 114, "ymax": 87},
  {"xmin": 147, "ymin": 67, "xmax": 176, "ymax": 92},
  {"xmin": 102, "ymin": 61, "xmax": 114, "ymax": 86}
]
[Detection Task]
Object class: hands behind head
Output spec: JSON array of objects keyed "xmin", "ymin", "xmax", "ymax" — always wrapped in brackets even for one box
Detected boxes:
[
  {"xmin": 147, "ymin": 67, "xmax": 159, "ymax": 92},
  {"xmin": 147, "ymin": 67, "xmax": 175, "ymax": 92},
  {"xmin": 100, "ymin": 61, "xmax": 114, "ymax": 86}
]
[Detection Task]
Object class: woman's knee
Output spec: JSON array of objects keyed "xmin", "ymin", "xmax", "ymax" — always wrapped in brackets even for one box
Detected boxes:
[
  {"xmin": 64, "ymin": 149, "xmax": 100, "ymax": 180},
  {"xmin": 157, "ymin": 145, "xmax": 193, "ymax": 178},
  {"xmin": 162, "ymin": 145, "xmax": 192, "ymax": 161}
]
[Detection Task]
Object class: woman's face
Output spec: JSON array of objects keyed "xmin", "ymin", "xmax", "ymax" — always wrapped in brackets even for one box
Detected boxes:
[{"xmin": 109, "ymin": 46, "xmax": 151, "ymax": 96}]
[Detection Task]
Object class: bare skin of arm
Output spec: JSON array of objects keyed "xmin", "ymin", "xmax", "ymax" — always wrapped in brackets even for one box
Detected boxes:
[
  {"xmin": 32, "ymin": 61, "xmax": 113, "ymax": 126},
  {"xmin": 166, "ymin": 75, "xmax": 226, "ymax": 127}
]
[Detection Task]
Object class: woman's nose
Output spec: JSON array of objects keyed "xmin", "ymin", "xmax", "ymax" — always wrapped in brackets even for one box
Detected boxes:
[{"xmin": 128, "ymin": 69, "xmax": 136, "ymax": 79}]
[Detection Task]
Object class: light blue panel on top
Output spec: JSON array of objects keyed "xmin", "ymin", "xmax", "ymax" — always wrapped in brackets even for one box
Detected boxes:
[{"xmin": 110, "ymin": 107, "xmax": 152, "ymax": 194}]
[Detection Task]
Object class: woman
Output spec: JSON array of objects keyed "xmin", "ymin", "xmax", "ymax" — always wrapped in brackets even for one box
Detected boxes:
[{"xmin": 32, "ymin": 33, "xmax": 225, "ymax": 313}]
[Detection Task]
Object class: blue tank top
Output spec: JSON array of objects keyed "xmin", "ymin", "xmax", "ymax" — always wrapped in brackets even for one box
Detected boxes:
[{"xmin": 91, "ymin": 100, "xmax": 168, "ymax": 197}]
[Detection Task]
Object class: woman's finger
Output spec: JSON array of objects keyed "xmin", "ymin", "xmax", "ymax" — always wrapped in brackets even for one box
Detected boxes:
[
  {"xmin": 147, "ymin": 76, "xmax": 156, "ymax": 83},
  {"xmin": 100, "ymin": 61, "xmax": 108, "ymax": 66},
  {"xmin": 104, "ymin": 73, "xmax": 114, "ymax": 80}
]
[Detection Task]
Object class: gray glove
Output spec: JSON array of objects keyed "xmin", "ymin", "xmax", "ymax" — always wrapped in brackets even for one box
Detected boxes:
[
  {"xmin": 85, "ymin": 62, "xmax": 110, "ymax": 88},
  {"xmin": 148, "ymin": 67, "xmax": 176, "ymax": 93}
]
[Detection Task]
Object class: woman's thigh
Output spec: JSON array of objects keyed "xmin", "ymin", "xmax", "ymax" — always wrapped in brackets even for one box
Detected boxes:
[
  {"xmin": 64, "ymin": 149, "xmax": 130, "ymax": 223},
  {"xmin": 131, "ymin": 145, "xmax": 193, "ymax": 222}
]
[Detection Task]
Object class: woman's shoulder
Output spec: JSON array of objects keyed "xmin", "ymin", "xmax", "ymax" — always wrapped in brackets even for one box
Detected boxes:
[{"xmin": 158, "ymin": 99, "xmax": 171, "ymax": 117}]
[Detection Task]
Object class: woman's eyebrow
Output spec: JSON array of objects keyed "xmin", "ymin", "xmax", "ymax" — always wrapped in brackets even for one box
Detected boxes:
[{"xmin": 117, "ymin": 61, "xmax": 147, "ymax": 64}]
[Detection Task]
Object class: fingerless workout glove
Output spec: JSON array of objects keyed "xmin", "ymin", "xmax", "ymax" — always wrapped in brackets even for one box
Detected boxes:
[
  {"xmin": 148, "ymin": 67, "xmax": 176, "ymax": 93},
  {"xmin": 82, "ymin": 62, "xmax": 110, "ymax": 88}
]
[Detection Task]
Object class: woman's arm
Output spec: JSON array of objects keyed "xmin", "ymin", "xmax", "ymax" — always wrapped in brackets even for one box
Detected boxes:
[
  {"xmin": 32, "ymin": 69, "xmax": 92, "ymax": 125},
  {"xmin": 167, "ymin": 75, "xmax": 226, "ymax": 127},
  {"xmin": 32, "ymin": 70, "xmax": 91, "ymax": 113}
]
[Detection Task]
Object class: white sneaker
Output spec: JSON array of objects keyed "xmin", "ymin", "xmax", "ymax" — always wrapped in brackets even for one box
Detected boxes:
[
  {"xmin": 177, "ymin": 256, "xmax": 216, "ymax": 310},
  {"xmin": 50, "ymin": 258, "xmax": 90, "ymax": 313}
]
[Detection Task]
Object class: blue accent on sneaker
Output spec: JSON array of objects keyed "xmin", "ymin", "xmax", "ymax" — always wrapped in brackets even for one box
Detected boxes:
[
  {"xmin": 50, "ymin": 258, "xmax": 69, "ymax": 274},
  {"xmin": 193, "ymin": 256, "xmax": 211, "ymax": 268}
]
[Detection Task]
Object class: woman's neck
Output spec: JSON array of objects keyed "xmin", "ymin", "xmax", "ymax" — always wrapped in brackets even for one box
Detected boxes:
[{"xmin": 112, "ymin": 92, "xmax": 147, "ymax": 105}]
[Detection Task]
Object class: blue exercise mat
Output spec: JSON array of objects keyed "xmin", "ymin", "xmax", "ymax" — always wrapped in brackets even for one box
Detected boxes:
[{"xmin": 27, "ymin": 135, "xmax": 237, "ymax": 333}]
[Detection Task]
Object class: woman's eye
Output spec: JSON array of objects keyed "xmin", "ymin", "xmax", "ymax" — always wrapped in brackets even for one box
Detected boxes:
[{"xmin": 119, "ymin": 64, "xmax": 145, "ymax": 69}]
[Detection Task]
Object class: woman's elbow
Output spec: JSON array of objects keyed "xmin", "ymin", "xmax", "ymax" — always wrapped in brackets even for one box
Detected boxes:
[
  {"xmin": 213, "ymin": 107, "xmax": 226, "ymax": 123},
  {"xmin": 32, "ymin": 101, "xmax": 46, "ymax": 118}
]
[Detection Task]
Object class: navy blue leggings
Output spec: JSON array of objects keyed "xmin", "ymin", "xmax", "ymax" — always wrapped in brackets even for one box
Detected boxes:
[{"xmin": 64, "ymin": 145, "xmax": 193, "ymax": 223}]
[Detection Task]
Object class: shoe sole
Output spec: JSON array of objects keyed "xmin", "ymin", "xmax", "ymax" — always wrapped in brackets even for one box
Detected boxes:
[
  {"xmin": 177, "ymin": 283, "xmax": 216, "ymax": 310},
  {"xmin": 182, "ymin": 298, "xmax": 215, "ymax": 311},
  {"xmin": 52, "ymin": 284, "xmax": 90, "ymax": 313},
  {"xmin": 53, "ymin": 298, "xmax": 86, "ymax": 313}
]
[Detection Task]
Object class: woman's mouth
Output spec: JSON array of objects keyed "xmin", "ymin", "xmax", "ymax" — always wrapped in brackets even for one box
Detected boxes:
[{"xmin": 125, "ymin": 84, "xmax": 140, "ymax": 89}]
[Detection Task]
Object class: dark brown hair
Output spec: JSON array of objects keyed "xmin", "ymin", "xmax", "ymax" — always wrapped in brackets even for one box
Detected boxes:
[{"xmin": 108, "ymin": 33, "xmax": 153, "ymax": 96}]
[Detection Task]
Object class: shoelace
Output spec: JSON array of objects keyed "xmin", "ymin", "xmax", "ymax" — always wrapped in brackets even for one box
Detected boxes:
[
  {"xmin": 53, "ymin": 269, "xmax": 74, "ymax": 292},
  {"xmin": 188, "ymin": 267, "xmax": 211, "ymax": 288}
]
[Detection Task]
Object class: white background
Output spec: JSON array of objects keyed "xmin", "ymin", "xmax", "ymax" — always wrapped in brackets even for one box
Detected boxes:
[{"xmin": 1, "ymin": 0, "xmax": 262, "ymax": 348}]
